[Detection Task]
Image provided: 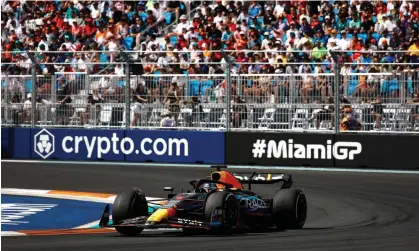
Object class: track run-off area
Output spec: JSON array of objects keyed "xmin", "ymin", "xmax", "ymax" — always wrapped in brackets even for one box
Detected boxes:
[{"xmin": 2, "ymin": 161, "xmax": 419, "ymax": 251}]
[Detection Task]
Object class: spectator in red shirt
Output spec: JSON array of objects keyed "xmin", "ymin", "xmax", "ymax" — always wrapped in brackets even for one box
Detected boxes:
[{"xmin": 198, "ymin": 32, "xmax": 211, "ymax": 50}]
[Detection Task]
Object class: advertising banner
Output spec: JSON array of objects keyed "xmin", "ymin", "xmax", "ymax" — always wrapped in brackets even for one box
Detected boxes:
[
  {"xmin": 29, "ymin": 129, "xmax": 126, "ymax": 161},
  {"xmin": 11, "ymin": 128, "xmax": 31, "ymax": 159},
  {"xmin": 225, "ymin": 132, "xmax": 339, "ymax": 167},
  {"xmin": 124, "ymin": 130, "xmax": 224, "ymax": 163},
  {"xmin": 1, "ymin": 128, "xmax": 12, "ymax": 158},
  {"xmin": 19, "ymin": 128, "xmax": 224, "ymax": 164},
  {"xmin": 225, "ymin": 132, "xmax": 419, "ymax": 170},
  {"xmin": 335, "ymin": 134, "xmax": 419, "ymax": 170}
]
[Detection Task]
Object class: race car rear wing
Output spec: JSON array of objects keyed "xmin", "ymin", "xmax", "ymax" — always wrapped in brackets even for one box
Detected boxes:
[
  {"xmin": 210, "ymin": 165, "xmax": 292, "ymax": 190},
  {"xmin": 233, "ymin": 172, "xmax": 293, "ymax": 190}
]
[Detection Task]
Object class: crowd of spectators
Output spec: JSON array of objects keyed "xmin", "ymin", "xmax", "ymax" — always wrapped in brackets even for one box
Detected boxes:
[{"xmin": 1, "ymin": 0, "xmax": 419, "ymax": 106}]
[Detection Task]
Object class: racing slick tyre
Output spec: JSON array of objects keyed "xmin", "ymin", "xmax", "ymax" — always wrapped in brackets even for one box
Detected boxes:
[
  {"xmin": 272, "ymin": 189, "xmax": 307, "ymax": 230},
  {"xmin": 112, "ymin": 188, "xmax": 148, "ymax": 236},
  {"xmin": 204, "ymin": 191, "xmax": 240, "ymax": 232}
]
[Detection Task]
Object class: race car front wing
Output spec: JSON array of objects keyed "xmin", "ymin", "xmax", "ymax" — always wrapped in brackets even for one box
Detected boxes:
[{"xmin": 99, "ymin": 204, "xmax": 213, "ymax": 230}]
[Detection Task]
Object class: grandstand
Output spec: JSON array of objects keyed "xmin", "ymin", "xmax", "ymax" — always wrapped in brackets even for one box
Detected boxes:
[{"xmin": 1, "ymin": 0, "xmax": 419, "ymax": 132}]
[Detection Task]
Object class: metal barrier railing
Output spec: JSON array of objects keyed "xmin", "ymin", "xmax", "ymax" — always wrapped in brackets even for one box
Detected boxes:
[
  {"xmin": 2, "ymin": 101, "xmax": 418, "ymax": 133},
  {"xmin": 2, "ymin": 71, "xmax": 419, "ymax": 133}
]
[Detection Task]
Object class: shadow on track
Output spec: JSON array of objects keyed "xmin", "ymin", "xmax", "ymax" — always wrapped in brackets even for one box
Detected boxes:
[{"xmin": 108, "ymin": 226, "xmax": 333, "ymax": 238}]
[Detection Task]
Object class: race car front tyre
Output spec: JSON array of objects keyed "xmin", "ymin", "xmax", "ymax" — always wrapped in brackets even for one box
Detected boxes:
[
  {"xmin": 112, "ymin": 188, "xmax": 148, "ymax": 236},
  {"xmin": 272, "ymin": 189, "xmax": 307, "ymax": 230},
  {"xmin": 204, "ymin": 191, "xmax": 240, "ymax": 231}
]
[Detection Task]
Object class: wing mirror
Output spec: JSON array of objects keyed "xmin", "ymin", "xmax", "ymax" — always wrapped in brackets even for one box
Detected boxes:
[
  {"xmin": 164, "ymin": 187, "xmax": 174, "ymax": 192},
  {"xmin": 164, "ymin": 187, "xmax": 176, "ymax": 199}
]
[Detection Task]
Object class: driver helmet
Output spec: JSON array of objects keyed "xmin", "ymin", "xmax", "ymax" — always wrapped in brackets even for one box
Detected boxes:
[{"xmin": 202, "ymin": 182, "xmax": 217, "ymax": 193}]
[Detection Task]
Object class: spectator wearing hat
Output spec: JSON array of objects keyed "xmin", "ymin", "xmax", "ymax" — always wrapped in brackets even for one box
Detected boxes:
[
  {"xmin": 264, "ymin": 6, "xmax": 276, "ymax": 25},
  {"xmin": 338, "ymin": 30, "xmax": 351, "ymax": 51},
  {"xmin": 322, "ymin": 15, "xmax": 334, "ymax": 32},
  {"xmin": 174, "ymin": 15, "xmax": 188, "ymax": 35},
  {"xmin": 327, "ymin": 30, "xmax": 339, "ymax": 50},
  {"xmin": 261, "ymin": 31, "xmax": 272, "ymax": 50}
]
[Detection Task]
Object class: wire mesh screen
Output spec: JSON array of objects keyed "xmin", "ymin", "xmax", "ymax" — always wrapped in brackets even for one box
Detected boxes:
[{"xmin": 1, "ymin": 60, "xmax": 419, "ymax": 133}]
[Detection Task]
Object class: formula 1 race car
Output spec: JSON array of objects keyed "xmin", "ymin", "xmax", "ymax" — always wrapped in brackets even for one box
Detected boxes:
[{"xmin": 98, "ymin": 166, "xmax": 307, "ymax": 236}]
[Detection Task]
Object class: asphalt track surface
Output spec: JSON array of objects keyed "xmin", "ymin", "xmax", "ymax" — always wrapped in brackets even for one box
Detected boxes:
[{"xmin": 2, "ymin": 162, "xmax": 419, "ymax": 251}]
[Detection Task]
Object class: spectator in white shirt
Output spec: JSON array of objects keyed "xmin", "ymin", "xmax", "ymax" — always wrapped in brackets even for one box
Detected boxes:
[
  {"xmin": 151, "ymin": 2, "xmax": 163, "ymax": 22},
  {"xmin": 38, "ymin": 35, "xmax": 49, "ymax": 52},
  {"xmin": 214, "ymin": 11, "xmax": 225, "ymax": 26},
  {"xmin": 90, "ymin": 2, "xmax": 101, "ymax": 19},
  {"xmin": 378, "ymin": 30, "xmax": 391, "ymax": 47},
  {"xmin": 174, "ymin": 15, "xmax": 189, "ymax": 35},
  {"xmin": 327, "ymin": 29, "xmax": 339, "ymax": 49},
  {"xmin": 384, "ymin": 14, "xmax": 396, "ymax": 32},
  {"xmin": 274, "ymin": 3, "xmax": 285, "ymax": 17},
  {"xmin": 297, "ymin": 32, "xmax": 312, "ymax": 50},
  {"xmin": 338, "ymin": 31, "xmax": 351, "ymax": 51},
  {"xmin": 114, "ymin": 64, "xmax": 124, "ymax": 75},
  {"xmin": 160, "ymin": 111, "xmax": 175, "ymax": 127},
  {"xmin": 261, "ymin": 31, "xmax": 271, "ymax": 50},
  {"xmin": 299, "ymin": 7, "xmax": 310, "ymax": 23},
  {"xmin": 146, "ymin": 33, "xmax": 160, "ymax": 51},
  {"xmin": 60, "ymin": 35, "xmax": 73, "ymax": 51},
  {"xmin": 2, "ymin": 2, "xmax": 14, "ymax": 13},
  {"xmin": 24, "ymin": 14, "xmax": 37, "ymax": 32},
  {"xmin": 5, "ymin": 20, "xmax": 20, "ymax": 33},
  {"xmin": 375, "ymin": 15, "xmax": 387, "ymax": 33},
  {"xmin": 5, "ymin": 13, "xmax": 20, "ymax": 30}
]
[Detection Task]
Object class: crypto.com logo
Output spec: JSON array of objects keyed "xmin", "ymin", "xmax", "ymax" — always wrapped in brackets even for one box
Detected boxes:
[{"xmin": 34, "ymin": 129, "xmax": 55, "ymax": 159}]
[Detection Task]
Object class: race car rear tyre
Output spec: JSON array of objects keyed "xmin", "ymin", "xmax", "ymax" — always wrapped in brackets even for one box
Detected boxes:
[
  {"xmin": 272, "ymin": 189, "xmax": 307, "ymax": 230},
  {"xmin": 204, "ymin": 191, "xmax": 239, "ymax": 232},
  {"xmin": 112, "ymin": 188, "xmax": 148, "ymax": 236}
]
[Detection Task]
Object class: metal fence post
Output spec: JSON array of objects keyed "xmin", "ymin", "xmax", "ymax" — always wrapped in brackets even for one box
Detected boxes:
[
  {"xmin": 125, "ymin": 62, "xmax": 131, "ymax": 129},
  {"xmin": 31, "ymin": 63, "xmax": 37, "ymax": 128},
  {"xmin": 226, "ymin": 61, "xmax": 231, "ymax": 131},
  {"xmin": 331, "ymin": 53, "xmax": 340, "ymax": 135}
]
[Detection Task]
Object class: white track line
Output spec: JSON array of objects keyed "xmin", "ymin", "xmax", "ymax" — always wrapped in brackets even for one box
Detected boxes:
[
  {"xmin": 3, "ymin": 159, "xmax": 419, "ymax": 174},
  {"xmin": 1, "ymin": 232, "xmax": 27, "ymax": 236},
  {"xmin": 1, "ymin": 188, "xmax": 163, "ymax": 204}
]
